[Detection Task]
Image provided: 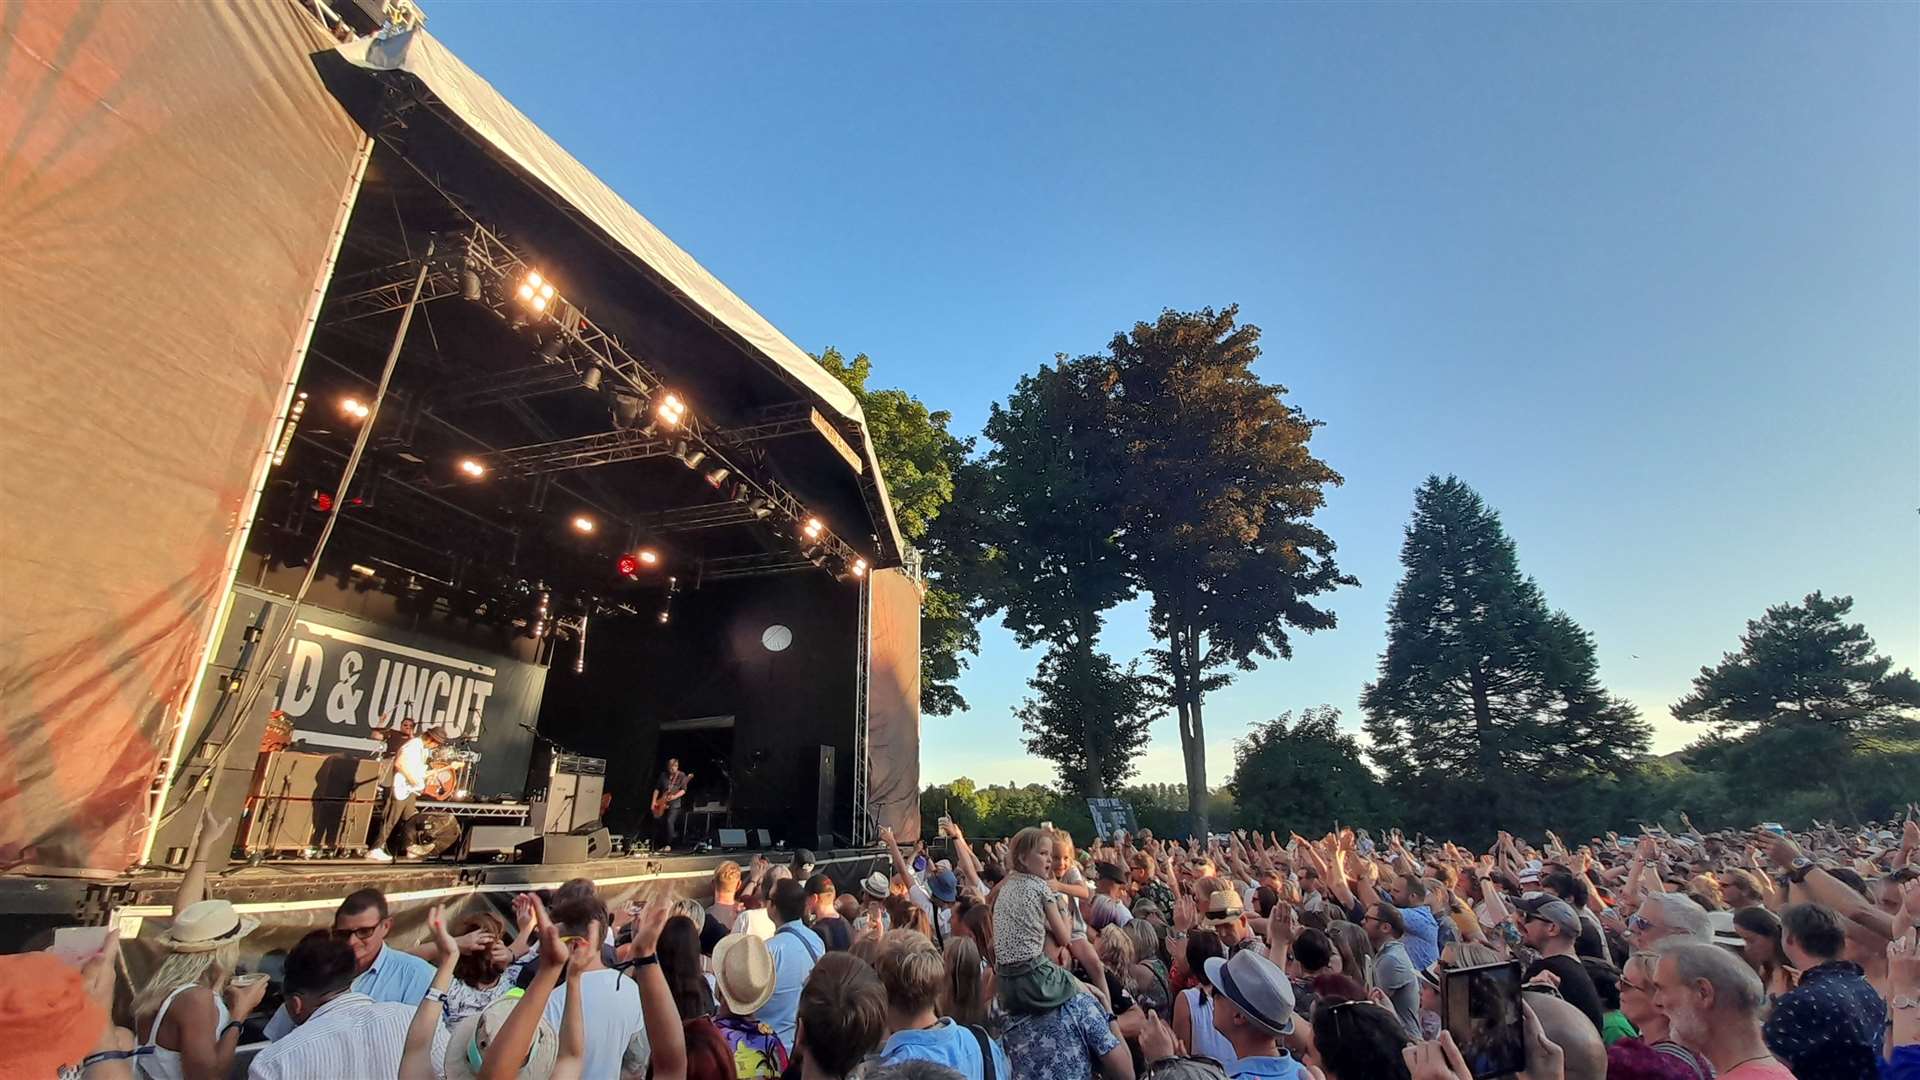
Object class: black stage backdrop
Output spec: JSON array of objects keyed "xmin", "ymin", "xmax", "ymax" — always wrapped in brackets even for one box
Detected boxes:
[
  {"xmin": 538, "ymin": 573, "xmax": 860, "ymax": 843},
  {"xmin": 266, "ymin": 606, "xmax": 542, "ymax": 797}
]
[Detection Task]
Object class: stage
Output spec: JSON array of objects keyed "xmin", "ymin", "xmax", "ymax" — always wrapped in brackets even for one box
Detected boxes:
[{"xmin": 0, "ymin": 845, "xmax": 894, "ymax": 959}]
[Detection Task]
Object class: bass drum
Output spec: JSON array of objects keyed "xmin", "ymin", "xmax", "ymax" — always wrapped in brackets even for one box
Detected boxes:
[{"xmin": 406, "ymin": 812, "xmax": 463, "ymax": 859}]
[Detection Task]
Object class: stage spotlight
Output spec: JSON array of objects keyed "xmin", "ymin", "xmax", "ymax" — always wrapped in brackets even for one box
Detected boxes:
[
  {"xmin": 747, "ymin": 496, "xmax": 772, "ymax": 519},
  {"xmin": 655, "ymin": 392, "xmax": 687, "ymax": 429},
  {"xmin": 271, "ymin": 393, "xmax": 308, "ymax": 468},
  {"xmin": 683, "ymin": 449, "xmax": 706, "ymax": 470},
  {"xmin": 580, "ymin": 364, "xmax": 603, "ymax": 392},
  {"xmin": 312, "ymin": 490, "xmax": 335, "ymax": 512},
  {"xmin": 457, "ymin": 458, "xmax": 487, "ymax": 479},
  {"xmin": 539, "ymin": 334, "xmax": 566, "ymax": 362},
  {"xmin": 340, "ymin": 396, "xmax": 370, "ymax": 420},
  {"xmin": 704, "ymin": 466, "xmax": 731, "ymax": 488},
  {"xmin": 517, "ymin": 270, "xmax": 556, "ymax": 314},
  {"xmin": 610, "ymin": 389, "xmax": 646, "ymax": 429},
  {"xmin": 533, "ymin": 588, "xmax": 550, "ymax": 638},
  {"xmin": 571, "ymin": 515, "xmax": 596, "ymax": 534},
  {"xmin": 617, "ymin": 553, "xmax": 640, "ymax": 578},
  {"xmin": 853, "ymin": 557, "xmax": 868, "ymax": 577},
  {"xmin": 657, "ymin": 608, "xmax": 671, "ymax": 625},
  {"xmin": 801, "ymin": 517, "xmax": 825, "ymax": 541},
  {"xmin": 638, "ymin": 548, "xmax": 660, "ymax": 566}
]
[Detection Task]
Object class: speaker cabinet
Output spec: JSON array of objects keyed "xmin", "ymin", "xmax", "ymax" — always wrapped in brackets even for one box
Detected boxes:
[
  {"xmin": 461, "ymin": 824, "xmax": 539, "ymax": 860},
  {"xmin": 811, "ymin": 745, "xmax": 835, "ymax": 847},
  {"xmin": 514, "ymin": 827, "xmax": 610, "ymax": 865}
]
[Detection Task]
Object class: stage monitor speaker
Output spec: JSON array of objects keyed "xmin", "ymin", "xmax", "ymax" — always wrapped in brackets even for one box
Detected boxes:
[
  {"xmin": 811, "ymin": 745, "xmax": 835, "ymax": 847},
  {"xmin": 515, "ymin": 832, "xmax": 589, "ymax": 864},
  {"xmin": 462, "ymin": 824, "xmax": 539, "ymax": 860},
  {"xmin": 514, "ymin": 827, "xmax": 610, "ymax": 864},
  {"xmin": 717, "ymin": 828, "xmax": 748, "ymax": 849},
  {"xmin": 755, "ymin": 829, "xmax": 772, "ymax": 848}
]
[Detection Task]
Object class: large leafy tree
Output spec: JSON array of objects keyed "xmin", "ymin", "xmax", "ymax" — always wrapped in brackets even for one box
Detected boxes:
[
  {"xmin": 815, "ymin": 347, "xmax": 980, "ymax": 713},
  {"xmin": 1017, "ymin": 646, "xmax": 1157, "ymax": 795},
  {"xmin": 1110, "ymin": 307, "xmax": 1354, "ymax": 836},
  {"xmin": 1673, "ymin": 592, "xmax": 1920, "ymax": 822},
  {"xmin": 977, "ymin": 356, "xmax": 1143, "ymax": 792},
  {"xmin": 1231, "ymin": 706, "xmax": 1382, "ymax": 832},
  {"xmin": 1362, "ymin": 476, "xmax": 1648, "ymax": 838}
]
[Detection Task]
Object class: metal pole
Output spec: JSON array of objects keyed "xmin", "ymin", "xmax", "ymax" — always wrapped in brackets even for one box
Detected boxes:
[{"xmin": 155, "ymin": 245, "xmax": 435, "ymax": 827}]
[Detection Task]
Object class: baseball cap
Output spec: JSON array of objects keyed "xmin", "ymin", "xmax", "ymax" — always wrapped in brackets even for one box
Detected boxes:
[
  {"xmin": 1520, "ymin": 895, "xmax": 1581, "ymax": 938},
  {"xmin": 1202, "ymin": 950, "xmax": 1296, "ymax": 1035},
  {"xmin": 792, "ymin": 849, "xmax": 816, "ymax": 875},
  {"xmin": 1094, "ymin": 861, "xmax": 1128, "ymax": 886}
]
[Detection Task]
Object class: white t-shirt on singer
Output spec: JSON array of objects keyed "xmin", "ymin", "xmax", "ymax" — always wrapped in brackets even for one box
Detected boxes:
[{"xmin": 392, "ymin": 737, "xmax": 428, "ymax": 800}]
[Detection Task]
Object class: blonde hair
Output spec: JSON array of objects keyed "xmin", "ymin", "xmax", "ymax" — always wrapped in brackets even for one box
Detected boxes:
[
  {"xmin": 134, "ymin": 941, "xmax": 237, "ymax": 1027},
  {"xmin": 876, "ymin": 929, "xmax": 945, "ymax": 1013},
  {"xmin": 1010, "ymin": 827, "xmax": 1052, "ymax": 874},
  {"xmin": 1052, "ymin": 828, "xmax": 1076, "ymax": 864},
  {"xmin": 1096, "ymin": 924, "xmax": 1135, "ymax": 971},
  {"xmin": 714, "ymin": 861, "xmax": 742, "ymax": 891}
]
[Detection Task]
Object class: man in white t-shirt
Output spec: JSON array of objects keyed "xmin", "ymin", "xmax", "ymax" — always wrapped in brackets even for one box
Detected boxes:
[
  {"xmin": 368, "ymin": 726, "xmax": 441, "ymax": 862},
  {"xmin": 543, "ymin": 895, "xmax": 647, "ymax": 1080}
]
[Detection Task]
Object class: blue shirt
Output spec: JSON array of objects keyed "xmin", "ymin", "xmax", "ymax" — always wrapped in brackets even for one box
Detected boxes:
[
  {"xmin": 1228, "ymin": 1053, "xmax": 1311, "ymax": 1080},
  {"xmin": 1003, "ymin": 991, "xmax": 1121, "ymax": 1080},
  {"xmin": 262, "ymin": 943, "xmax": 435, "ymax": 1040},
  {"xmin": 759, "ymin": 922, "xmax": 822, "ymax": 1049},
  {"xmin": 878, "ymin": 1018, "xmax": 1012, "ymax": 1080},
  {"xmin": 1397, "ymin": 905, "xmax": 1441, "ymax": 970},
  {"xmin": 1762, "ymin": 960, "xmax": 1886, "ymax": 1080}
]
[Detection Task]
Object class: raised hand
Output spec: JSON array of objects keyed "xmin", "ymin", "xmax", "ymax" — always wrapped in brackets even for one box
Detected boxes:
[
  {"xmin": 428, "ymin": 903, "xmax": 461, "ymax": 966},
  {"xmin": 1172, "ymin": 897, "xmax": 1199, "ymax": 933},
  {"xmin": 629, "ymin": 900, "xmax": 669, "ymax": 957},
  {"xmin": 1402, "ymin": 1032, "xmax": 1473, "ymax": 1080},
  {"xmin": 1139, "ymin": 1011, "xmax": 1184, "ymax": 1062},
  {"xmin": 879, "ymin": 825, "xmax": 896, "ymax": 846}
]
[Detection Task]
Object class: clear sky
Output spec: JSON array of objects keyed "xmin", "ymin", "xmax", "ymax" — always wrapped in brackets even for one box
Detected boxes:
[{"xmin": 425, "ymin": 2, "xmax": 1919, "ymax": 789}]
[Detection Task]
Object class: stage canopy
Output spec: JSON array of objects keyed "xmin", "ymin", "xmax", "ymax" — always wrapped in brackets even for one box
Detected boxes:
[{"xmin": 319, "ymin": 29, "xmax": 903, "ymax": 563}]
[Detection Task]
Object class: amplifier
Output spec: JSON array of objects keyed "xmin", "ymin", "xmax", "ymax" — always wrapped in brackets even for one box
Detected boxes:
[
  {"xmin": 554, "ymin": 753, "xmax": 606, "ymax": 776},
  {"xmin": 514, "ymin": 827, "xmax": 610, "ymax": 865},
  {"xmin": 461, "ymin": 824, "xmax": 539, "ymax": 860},
  {"xmin": 244, "ymin": 797, "xmax": 375, "ymax": 855}
]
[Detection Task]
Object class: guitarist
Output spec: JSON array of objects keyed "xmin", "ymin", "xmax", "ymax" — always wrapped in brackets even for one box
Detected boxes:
[{"xmin": 651, "ymin": 757, "xmax": 694, "ymax": 851}]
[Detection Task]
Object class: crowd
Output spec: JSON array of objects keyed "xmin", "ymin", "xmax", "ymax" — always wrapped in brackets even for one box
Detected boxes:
[{"xmin": 14, "ymin": 806, "xmax": 1920, "ymax": 1080}]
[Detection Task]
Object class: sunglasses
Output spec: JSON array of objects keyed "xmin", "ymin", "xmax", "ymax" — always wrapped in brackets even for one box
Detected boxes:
[
  {"xmin": 1627, "ymin": 914, "xmax": 1652, "ymax": 932},
  {"xmin": 331, "ymin": 924, "xmax": 382, "ymax": 943}
]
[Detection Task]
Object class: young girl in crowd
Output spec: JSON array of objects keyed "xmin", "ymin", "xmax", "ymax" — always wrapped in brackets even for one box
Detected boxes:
[{"xmin": 989, "ymin": 826, "xmax": 1079, "ymax": 1016}]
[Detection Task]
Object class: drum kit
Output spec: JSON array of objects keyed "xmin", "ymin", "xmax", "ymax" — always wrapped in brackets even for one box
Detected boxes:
[{"xmin": 421, "ymin": 744, "xmax": 483, "ymax": 802}]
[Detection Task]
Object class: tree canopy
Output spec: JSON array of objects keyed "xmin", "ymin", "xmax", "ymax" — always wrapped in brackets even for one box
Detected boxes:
[
  {"xmin": 814, "ymin": 346, "xmax": 979, "ymax": 713},
  {"xmin": 1231, "ymin": 706, "xmax": 1382, "ymax": 831},
  {"xmin": 1110, "ymin": 306, "xmax": 1354, "ymax": 834},
  {"xmin": 1673, "ymin": 591, "xmax": 1920, "ymax": 822},
  {"xmin": 1017, "ymin": 646, "xmax": 1157, "ymax": 795},
  {"xmin": 1362, "ymin": 476, "xmax": 1647, "ymax": 838}
]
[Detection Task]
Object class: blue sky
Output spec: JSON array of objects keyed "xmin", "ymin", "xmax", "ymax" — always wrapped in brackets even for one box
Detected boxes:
[{"xmin": 426, "ymin": 2, "xmax": 1919, "ymax": 789}]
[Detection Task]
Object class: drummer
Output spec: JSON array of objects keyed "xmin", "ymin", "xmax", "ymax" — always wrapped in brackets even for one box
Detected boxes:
[{"xmin": 367, "ymin": 724, "xmax": 443, "ymax": 863}]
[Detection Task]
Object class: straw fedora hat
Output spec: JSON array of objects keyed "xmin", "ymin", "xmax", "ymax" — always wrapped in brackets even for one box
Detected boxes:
[
  {"xmin": 712, "ymin": 932, "xmax": 777, "ymax": 1015},
  {"xmin": 859, "ymin": 872, "xmax": 890, "ymax": 900},
  {"xmin": 443, "ymin": 995, "xmax": 559, "ymax": 1080},
  {"xmin": 159, "ymin": 900, "xmax": 259, "ymax": 953}
]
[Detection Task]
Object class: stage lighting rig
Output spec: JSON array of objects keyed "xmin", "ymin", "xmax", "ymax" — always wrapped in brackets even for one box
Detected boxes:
[
  {"xmin": 704, "ymin": 466, "xmax": 731, "ymax": 488},
  {"xmin": 457, "ymin": 458, "xmax": 487, "ymax": 479},
  {"xmin": 800, "ymin": 517, "xmax": 825, "ymax": 542},
  {"xmin": 515, "ymin": 269, "xmax": 555, "ymax": 314},
  {"xmin": 270, "ymin": 392, "xmax": 308, "ymax": 469},
  {"xmin": 339, "ymin": 396, "xmax": 370, "ymax": 421},
  {"xmin": 571, "ymin": 515, "xmax": 596, "ymax": 534}
]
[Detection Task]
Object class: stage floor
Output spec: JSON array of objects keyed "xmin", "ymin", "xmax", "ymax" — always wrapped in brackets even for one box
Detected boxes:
[{"xmin": 0, "ymin": 845, "xmax": 891, "ymax": 952}]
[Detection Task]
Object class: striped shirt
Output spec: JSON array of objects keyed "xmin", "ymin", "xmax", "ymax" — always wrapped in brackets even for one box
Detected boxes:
[
  {"xmin": 263, "ymin": 943, "xmax": 436, "ymax": 1040},
  {"xmin": 247, "ymin": 992, "xmax": 448, "ymax": 1080}
]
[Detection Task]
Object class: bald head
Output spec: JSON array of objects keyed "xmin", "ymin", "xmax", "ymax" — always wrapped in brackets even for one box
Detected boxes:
[{"xmin": 1525, "ymin": 989, "xmax": 1606, "ymax": 1080}]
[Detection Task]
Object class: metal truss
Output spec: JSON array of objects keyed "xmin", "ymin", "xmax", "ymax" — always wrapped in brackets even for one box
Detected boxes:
[
  {"xmin": 428, "ymin": 365, "xmax": 585, "ymax": 411},
  {"xmin": 700, "ymin": 552, "xmax": 819, "ymax": 581},
  {"xmin": 321, "ymin": 217, "xmax": 872, "ymax": 573},
  {"xmin": 852, "ymin": 574, "xmax": 873, "ymax": 846}
]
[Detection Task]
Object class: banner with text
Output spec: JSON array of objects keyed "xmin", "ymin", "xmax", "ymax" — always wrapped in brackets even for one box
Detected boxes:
[{"xmin": 273, "ymin": 615, "xmax": 542, "ymax": 796}]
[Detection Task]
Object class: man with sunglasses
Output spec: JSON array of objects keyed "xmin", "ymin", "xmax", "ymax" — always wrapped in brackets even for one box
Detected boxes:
[
  {"xmin": 261, "ymin": 888, "xmax": 435, "ymax": 1040},
  {"xmin": 1519, "ymin": 895, "xmax": 1607, "ymax": 1034}
]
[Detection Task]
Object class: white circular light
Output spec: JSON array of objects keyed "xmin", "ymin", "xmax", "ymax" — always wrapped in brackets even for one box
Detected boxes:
[{"xmin": 761, "ymin": 624, "xmax": 792, "ymax": 653}]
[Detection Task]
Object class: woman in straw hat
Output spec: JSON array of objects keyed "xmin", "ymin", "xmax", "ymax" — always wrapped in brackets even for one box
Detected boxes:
[
  {"xmin": 710, "ymin": 932, "xmax": 789, "ymax": 1077},
  {"xmin": 133, "ymin": 812, "xmax": 267, "ymax": 1080}
]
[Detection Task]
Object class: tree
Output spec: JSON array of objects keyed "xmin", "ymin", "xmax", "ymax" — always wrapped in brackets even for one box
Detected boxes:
[
  {"xmin": 1362, "ymin": 476, "xmax": 1649, "ymax": 839},
  {"xmin": 977, "ymin": 356, "xmax": 1142, "ymax": 792},
  {"xmin": 1110, "ymin": 307, "xmax": 1354, "ymax": 836},
  {"xmin": 1017, "ymin": 646, "xmax": 1157, "ymax": 795},
  {"xmin": 1673, "ymin": 592, "xmax": 1920, "ymax": 822},
  {"xmin": 1231, "ymin": 707, "xmax": 1382, "ymax": 831},
  {"xmin": 814, "ymin": 346, "xmax": 980, "ymax": 713}
]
